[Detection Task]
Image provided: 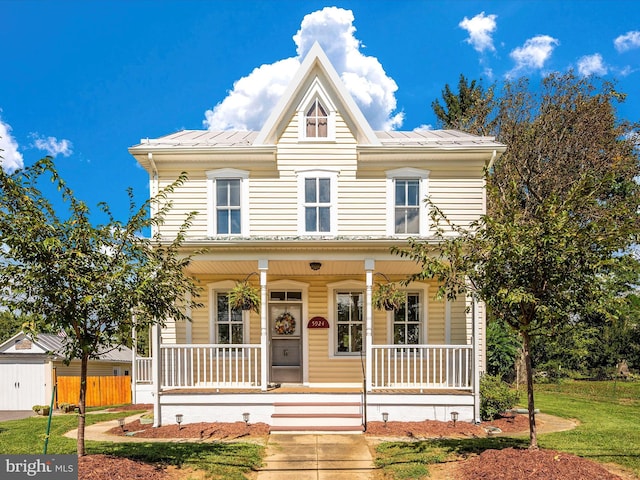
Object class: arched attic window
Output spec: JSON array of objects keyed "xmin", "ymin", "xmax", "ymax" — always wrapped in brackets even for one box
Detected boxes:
[{"xmin": 306, "ymin": 99, "xmax": 328, "ymax": 138}]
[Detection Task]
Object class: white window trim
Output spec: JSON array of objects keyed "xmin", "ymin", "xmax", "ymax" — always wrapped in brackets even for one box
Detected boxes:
[
  {"xmin": 386, "ymin": 167, "xmax": 430, "ymax": 237},
  {"xmin": 208, "ymin": 280, "xmax": 249, "ymax": 344},
  {"xmin": 327, "ymin": 279, "xmax": 365, "ymax": 358},
  {"xmin": 206, "ymin": 168, "xmax": 250, "ymax": 237},
  {"xmin": 296, "ymin": 169, "xmax": 339, "ymax": 236},
  {"xmin": 386, "ymin": 283, "xmax": 429, "ymax": 345},
  {"xmin": 297, "ymin": 78, "xmax": 336, "ymax": 142}
]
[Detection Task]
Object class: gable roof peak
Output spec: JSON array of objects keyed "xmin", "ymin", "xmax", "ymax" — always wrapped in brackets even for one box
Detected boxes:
[{"xmin": 254, "ymin": 42, "xmax": 380, "ymax": 146}]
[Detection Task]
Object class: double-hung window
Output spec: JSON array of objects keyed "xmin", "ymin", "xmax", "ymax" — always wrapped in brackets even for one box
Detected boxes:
[
  {"xmin": 393, "ymin": 292, "xmax": 421, "ymax": 345},
  {"xmin": 298, "ymin": 170, "xmax": 338, "ymax": 235},
  {"xmin": 386, "ymin": 168, "xmax": 430, "ymax": 236},
  {"xmin": 336, "ymin": 291, "xmax": 364, "ymax": 354},
  {"xmin": 305, "ymin": 177, "xmax": 331, "ymax": 232},
  {"xmin": 207, "ymin": 169, "xmax": 249, "ymax": 237},
  {"xmin": 215, "ymin": 292, "xmax": 244, "ymax": 344},
  {"xmin": 216, "ymin": 179, "xmax": 240, "ymax": 234},
  {"xmin": 395, "ymin": 179, "xmax": 420, "ymax": 234}
]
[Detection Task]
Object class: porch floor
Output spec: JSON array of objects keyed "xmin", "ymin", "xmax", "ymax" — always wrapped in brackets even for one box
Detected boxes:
[{"xmin": 160, "ymin": 386, "xmax": 471, "ymax": 395}]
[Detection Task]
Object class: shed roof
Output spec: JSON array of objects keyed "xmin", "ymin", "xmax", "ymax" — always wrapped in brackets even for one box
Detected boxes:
[{"xmin": 0, "ymin": 332, "xmax": 133, "ymax": 362}]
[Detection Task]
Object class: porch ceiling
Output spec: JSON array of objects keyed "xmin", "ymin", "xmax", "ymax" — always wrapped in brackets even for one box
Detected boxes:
[{"xmin": 184, "ymin": 259, "xmax": 424, "ymax": 277}]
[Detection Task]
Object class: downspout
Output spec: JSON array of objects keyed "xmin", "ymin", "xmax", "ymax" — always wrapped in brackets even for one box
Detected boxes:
[
  {"xmin": 487, "ymin": 149, "xmax": 497, "ymax": 172},
  {"xmin": 148, "ymin": 152, "xmax": 159, "ymax": 237},
  {"xmin": 131, "ymin": 314, "xmax": 137, "ymax": 405},
  {"xmin": 152, "ymin": 322, "xmax": 161, "ymax": 427},
  {"xmin": 472, "ymin": 297, "xmax": 481, "ymax": 424},
  {"xmin": 148, "ymin": 151, "xmax": 161, "ymax": 425}
]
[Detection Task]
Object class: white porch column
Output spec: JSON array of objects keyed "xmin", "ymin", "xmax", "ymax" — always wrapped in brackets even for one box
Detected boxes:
[
  {"xmin": 259, "ymin": 259, "xmax": 269, "ymax": 391},
  {"xmin": 365, "ymin": 258, "xmax": 375, "ymax": 392},
  {"xmin": 472, "ymin": 296, "xmax": 481, "ymax": 424},
  {"xmin": 151, "ymin": 322, "xmax": 161, "ymax": 427},
  {"xmin": 131, "ymin": 316, "xmax": 137, "ymax": 405}
]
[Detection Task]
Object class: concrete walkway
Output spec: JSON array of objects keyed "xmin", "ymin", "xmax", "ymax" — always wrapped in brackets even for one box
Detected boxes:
[
  {"xmin": 0, "ymin": 410, "xmax": 34, "ymax": 422},
  {"xmin": 256, "ymin": 434, "xmax": 375, "ymax": 480}
]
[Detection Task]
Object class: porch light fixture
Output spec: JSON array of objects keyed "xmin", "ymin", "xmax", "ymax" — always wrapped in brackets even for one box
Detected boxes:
[
  {"xmin": 175, "ymin": 413, "xmax": 183, "ymax": 430},
  {"xmin": 242, "ymin": 412, "xmax": 250, "ymax": 426},
  {"xmin": 118, "ymin": 418, "xmax": 125, "ymax": 432},
  {"xmin": 382, "ymin": 412, "xmax": 389, "ymax": 425},
  {"xmin": 450, "ymin": 411, "xmax": 459, "ymax": 426},
  {"xmin": 309, "ymin": 262, "xmax": 322, "ymax": 271}
]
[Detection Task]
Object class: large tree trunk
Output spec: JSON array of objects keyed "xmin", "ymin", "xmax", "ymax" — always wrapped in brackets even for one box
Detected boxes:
[
  {"xmin": 521, "ymin": 330, "xmax": 538, "ymax": 449},
  {"xmin": 77, "ymin": 353, "xmax": 88, "ymax": 456}
]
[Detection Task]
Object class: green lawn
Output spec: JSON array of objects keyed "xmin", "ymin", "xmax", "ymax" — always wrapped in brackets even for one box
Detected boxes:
[
  {"xmin": 375, "ymin": 380, "xmax": 640, "ymax": 479},
  {"xmin": 536, "ymin": 380, "xmax": 640, "ymax": 475},
  {"xmin": 0, "ymin": 412, "xmax": 263, "ymax": 480}
]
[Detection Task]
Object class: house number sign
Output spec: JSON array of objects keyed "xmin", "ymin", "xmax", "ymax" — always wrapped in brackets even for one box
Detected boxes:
[{"xmin": 307, "ymin": 316, "xmax": 329, "ymax": 328}]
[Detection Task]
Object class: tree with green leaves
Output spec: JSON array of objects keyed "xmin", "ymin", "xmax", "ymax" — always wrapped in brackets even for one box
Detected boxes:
[
  {"xmin": 0, "ymin": 157, "xmax": 201, "ymax": 456},
  {"xmin": 0, "ymin": 310, "xmax": 26, "ymax": 344},
  {"xmin": 431, "ymin": 74, "xmax": 497, "ymax": 136},
  {"xmin": 398, "ymin": 72, "xmax": 640, "ymax": 448}
]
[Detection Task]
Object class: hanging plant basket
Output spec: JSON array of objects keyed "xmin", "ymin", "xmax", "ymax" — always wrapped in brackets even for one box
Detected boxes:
[
  {"xmin": 372, "ymin": 280, "xmax": 405, "ymax": 311},
  {"xmin": 228, "ymin": 279, "xmax": 260, "ymax": 313}
]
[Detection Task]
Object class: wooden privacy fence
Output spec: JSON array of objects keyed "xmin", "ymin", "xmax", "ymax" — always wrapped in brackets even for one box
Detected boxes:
[{"xmin": 57, "ymin": 376, "xmax": 131, "ymax": 407}]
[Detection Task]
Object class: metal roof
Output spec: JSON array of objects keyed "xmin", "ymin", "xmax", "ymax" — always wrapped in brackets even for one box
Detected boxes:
[
  {"xmin": 374, "ymin": 129, "xmax": 503, "ymax": 148},
  {"xmin": 134, "ymin": 130, "xmax": 259, "ymax": 148},
  {"xmin": 0, "ymin": 333, "xmax": 133, "ymax": 362},
  {"xmin": 131, "ymin": 128, "xmax": 503, "ymax": 149}
]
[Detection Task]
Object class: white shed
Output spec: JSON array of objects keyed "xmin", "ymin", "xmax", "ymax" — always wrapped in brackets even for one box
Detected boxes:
[{"xmin": 0, "ymin": 332, "xmax": 133, "ymax": 410}]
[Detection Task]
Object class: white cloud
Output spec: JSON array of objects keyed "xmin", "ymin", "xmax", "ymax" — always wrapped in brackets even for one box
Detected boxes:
[
  {"xmin": 508, "ymin": 35, "xmax": 559, "ymax": 77},
  {"xmin": 577, "ymin": 53, "xmax": 608, "ymax": 76},
  {"xmin": 203, "ymin": 58, "xmax": 300, "ymax": 130},
  {"xmin": 614, "ymin": 31, "xmax": 640, "ymax": 52},
  {"xmin": 459, "ymin": 12, "xmax": 497, "ymax": 53},
  {"xmin": 203, "ymin": 6, "xmax": 403, "ymax": 132},
  {"xmin": 414, "ymin": 124, "xmax": 433, "ymax": 132},
  {"xmin": 0, "ymin": 117, "xmax": 24, "ymax": 173},
  {"xmin": 32, "ymin": 135, "xmax": 73, "ymax": 157}
]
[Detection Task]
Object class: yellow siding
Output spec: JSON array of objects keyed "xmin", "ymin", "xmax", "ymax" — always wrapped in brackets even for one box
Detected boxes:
[
  {"xmin": 430, "ymin": 176, "xmax": 485, "ymax": 230},
  {"xmin": 152, "ymin": 115, "xmax": 486, "ymax": 240},
  {"xmin": 182, "ymin": 274, "xmax": 462, "ymax": 385},
  {"xmin": 450, "ymin": 296, "xmax": 469, "ymax": 344},
  {"xmin": 428, "ymin": 296, "xmax": 446, "ymax": 344}
]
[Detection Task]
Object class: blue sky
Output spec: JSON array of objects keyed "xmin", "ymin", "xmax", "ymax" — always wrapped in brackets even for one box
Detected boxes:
[{"xmin": 1, "ymin": 1, "xmax": 639, "ymax": 223}]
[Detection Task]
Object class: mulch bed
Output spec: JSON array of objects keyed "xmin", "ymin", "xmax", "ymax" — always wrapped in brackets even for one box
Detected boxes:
[
  {"xmin": 79, "ymin": 455, "xmax": 168, "ymax": 480},
  {"xmin": 456, "ymin": 447, "xmax": 623, "ymax": 480},
  {"xmin": 80, "ymin": 412, "xmax": 626, "ymax": 480},
  {"xmin": 108, "ymin": 419, "xmax": 270, "ymax": 440}
]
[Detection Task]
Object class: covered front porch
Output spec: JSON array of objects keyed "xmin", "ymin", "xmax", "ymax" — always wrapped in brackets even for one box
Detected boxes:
[{"xmin": 133, "ymin": 252, "xmax": 482, "ymax": 429}]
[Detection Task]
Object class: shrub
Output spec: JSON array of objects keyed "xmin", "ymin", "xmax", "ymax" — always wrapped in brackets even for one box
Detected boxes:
[
  {"xmin": 32, "ymin": 405, "xmax": 50, "ymax": 415},
  {"xmin": 480, "ymin": 374, "xmax": 519, "ymax": 421}
]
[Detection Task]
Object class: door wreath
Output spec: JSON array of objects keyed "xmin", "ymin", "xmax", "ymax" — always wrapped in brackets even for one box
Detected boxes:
[{"xmin": 274, "ymin": 312, "xmax": 296, "ymax": 335}]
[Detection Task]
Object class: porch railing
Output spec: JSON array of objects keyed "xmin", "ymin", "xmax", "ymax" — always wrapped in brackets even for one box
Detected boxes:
[
  {"xmin": 136, "ymin": 357, "xmax": 153, "ymax": 383},
  {"xmin": 371, "ymin": 344, "xmax": 473, "ymax": 390},
  {"xmin": 160, "ymin": 344, "xmax": 262, "ymax": 389}
]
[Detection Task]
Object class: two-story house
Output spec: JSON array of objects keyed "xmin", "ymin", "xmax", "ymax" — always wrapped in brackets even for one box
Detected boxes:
[{"xmin": 129, "ymin": 43, "xmax": 505, "ymax": 432}]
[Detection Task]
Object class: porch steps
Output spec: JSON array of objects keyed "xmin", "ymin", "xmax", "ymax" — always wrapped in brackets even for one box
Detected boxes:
[{"xmin": 269, "ymin": 402, "xmax": 364, "ymax": 433}]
